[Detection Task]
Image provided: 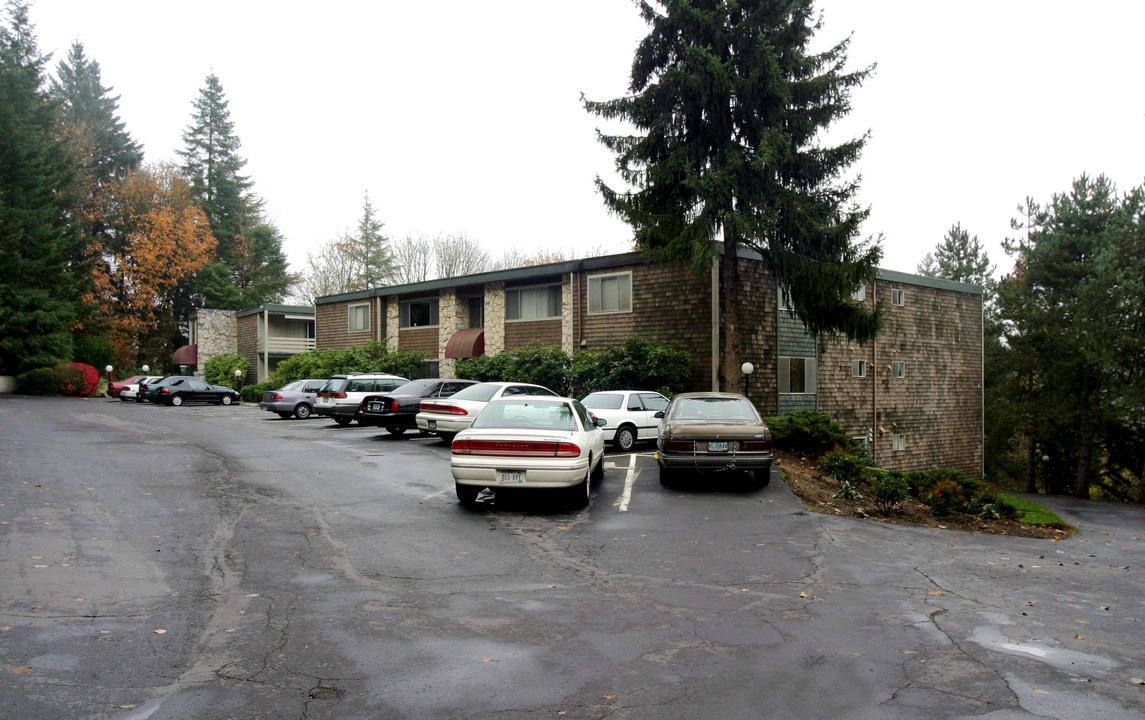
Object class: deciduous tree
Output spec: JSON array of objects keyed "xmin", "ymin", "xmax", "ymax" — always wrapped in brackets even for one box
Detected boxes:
[{"xmin": 585, "ymin": 0, "xmax": 881, "ymax": 391}]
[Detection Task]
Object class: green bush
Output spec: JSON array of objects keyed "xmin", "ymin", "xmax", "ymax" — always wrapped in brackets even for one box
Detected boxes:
[
  {"xmin": 869, "ymin": 472, "xmax": 911, "ymax": 515},
  {"xmin": 817, "ymin": 449, "xmax": 869, "ymax": 486},
  {"xmin": 924, "ymin": 479, "xmax": 967, "ymax": 517},
  {"xmin": 458, "ymin": 342, "xmax": 572, "ymax": 394},
  {"xmin": 264, "ymin": 343, "xmax": 427, "ymax": 388},
  {"xmin": 765, "ymin": 411, "xmax": 859, "ymax": 457},
  {"xmin": 16, "ymin": 367, "xmax": 58, "ymax": 395},
  {"xmin": 204, "ymin": 354, "xmax": 249, "ymax": 389},
  {"xmin": 832, "ymin": 481, "xmax": 863, "ymax": 500},
  {"xmin": 241, "ymin": 382, "xmax": 271, "ymax": 403},
  {"xmin": 570, "ymin": 336, "xmax": 692, "ymax": 397}
]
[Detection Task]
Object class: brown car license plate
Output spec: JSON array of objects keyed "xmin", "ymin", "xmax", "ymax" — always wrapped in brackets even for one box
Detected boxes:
[{"xmin": 707, "ymin": 441, "xmax": 729, "ymax": 453}]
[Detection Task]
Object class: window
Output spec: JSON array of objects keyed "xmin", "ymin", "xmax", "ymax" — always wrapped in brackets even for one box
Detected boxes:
[
  {"xmin": 506, "ymin": 284, "xmax": 561, "ymax": 321},
  {"xmin": 892, "ymin": 434, "xmax": 906, "ymax": 452},
  {"xmin": 852, "ymin": 284, "xmax": 866, "ymax": 302},
  {"xmin": 851, "ymin": 359, "xmax": 867, "ymax": 378},
  {"xmin": 587, "ymin": 272, "xmax": 632, "ymax": 314},
  {"xmin": 400, "ymin": 298, "xmax": 439, "ymax": 328},
  {"xmin": 348, "ymin": 303, "xmax": 370, "ymax": 333},
  {"xmin": 777, "ymin": 284, "xmax": 794, "ymax": 313},
  {"xmin": 892, "ymin": 361, "xmax": 906, "ymax": 379},
  {"xmin": 421, "ymin": 360, "xmax": 440, "ymax": 378},
  {"xmin": 891, "ymin": 288, "xmax": 905, "ymax": 306},
  {"xmin": 778, "ymin": 357, "xmax": 818, "ymax": 394},
  {"xmin": 467, "ymin": 297, "xmax": 484, "ymax": 328}
]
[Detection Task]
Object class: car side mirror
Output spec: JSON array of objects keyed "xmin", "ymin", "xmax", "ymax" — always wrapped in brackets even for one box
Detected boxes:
[
  {"xmin": 595, "ymin": 417, "xmax": 607, "ymax": 427},
  {"xmin": 654, "ymin": 411, "xmax": 665, "ymax": 419}
]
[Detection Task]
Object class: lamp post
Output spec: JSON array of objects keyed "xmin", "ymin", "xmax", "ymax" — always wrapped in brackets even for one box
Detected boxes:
[
  {"xmin": 142, "ymin": 364, "xmax": 149, "ymax": 374},
  {"xmin": 105, "ymin": 365, "xmax": 113, "ymax": 395},
  {"xmin": 741, "ymin": 361, "xmax": 754, "ymax": 399},
  {"xmin": 234, "ymin": 368, "xmax": 244, "ymax": 399}
]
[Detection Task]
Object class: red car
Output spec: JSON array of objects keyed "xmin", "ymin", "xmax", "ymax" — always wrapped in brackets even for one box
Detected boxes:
[{"xmin": 109, "ymin": 375, "xmax": 146, "ymax": 399}]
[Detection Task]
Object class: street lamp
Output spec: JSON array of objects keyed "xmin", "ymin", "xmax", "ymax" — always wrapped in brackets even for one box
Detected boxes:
[
  {"xmin": 105, "ymin": 365, "xmax": 113, "ymax": 395},
  {"xmin": 234, "ymin": 368, "xmax": 244, "ymax": 397},
  {"xmin": 142, "ymin": 364, "xmax": 149, "ymax": 374},
  {"xmin": 741, "ymin": 361, "xmax": 754, "ymax": 398}
]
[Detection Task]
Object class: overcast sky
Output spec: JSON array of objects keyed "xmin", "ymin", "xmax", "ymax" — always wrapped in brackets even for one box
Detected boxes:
[{"xmin": 28, "ymin": 1, "xmax": 1145, "ymax": 280}]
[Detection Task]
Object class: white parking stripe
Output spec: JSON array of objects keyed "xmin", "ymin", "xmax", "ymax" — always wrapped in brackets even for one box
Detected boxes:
[{"xmin": 612, "ymin": 454, "xmax": 638, "ymax": 512}]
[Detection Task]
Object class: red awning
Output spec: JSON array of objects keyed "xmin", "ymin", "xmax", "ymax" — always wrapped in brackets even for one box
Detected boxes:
[
  {"xmin": 444, "ymin": 328, "xmax": 485, "ymax": 359},
  {"xmin": 172, "ymin": 344, "xmax": 198, "ymax": 366}
]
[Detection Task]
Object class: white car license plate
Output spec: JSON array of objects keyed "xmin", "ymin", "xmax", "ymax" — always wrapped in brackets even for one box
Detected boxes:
[
  {"xmin": 707, "ymin": 441, "xmax": 729, "ymax": 452},
  {"xmin": 497, "ymin": 470, "xmax": 525, "ymax": 484},
  {"xmin": 428, "ymin": 420, "xmax": 437, "ymax": 430},
  {"xmin": 368, "ymin": 402, "xmax": 383, "ymax": 412}
]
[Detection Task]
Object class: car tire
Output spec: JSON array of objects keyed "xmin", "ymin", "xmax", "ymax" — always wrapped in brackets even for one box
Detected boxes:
[
  {"xmin": 591, "ymin": 452, "xmax": 604, "ymax": 481},
  {"xmin": 293, "ymin": 403, "xmax": 311, "ymax": 420},
  {"xmin": 119, "ymin": 396, "xmax": 129, "ymax": 402},
  {"xmin": 278, "ymin": 412, "xmax": 293, "ymax": 420},
  {"xmin": 659, "ymin": 466, "xmax": 678, "ymax": 488},
  {"xmin": 437, "ymin": 432, "xmax": 456, "ymax": 444},
  {"xmin": 221, "ymin": 395, "xmax": 233, "ymax": 406},
  {"xmin": 751, "ymin": 468, "xmax": 771, "ymax": 488},
  {"xmin": 567, "ymin": 468, "xmax": 591, "ymax": 508},
  {"xmin": 615, "ymin": 425, "xmax": 637, "ymax": 452},
  {"xmin": 333, "ymin": 417, "xmax": 352, "ymax": 427},
  {"xmin": 170, "ymin": 394, "xmax": 183, "ymax": 407},
  {"xmin": 456, "ymin": 483, "xmax": 480, "ymax": 506},
  {"xmin": 385, "ymin": 426, "xmax": 407, "ymax": 436}
]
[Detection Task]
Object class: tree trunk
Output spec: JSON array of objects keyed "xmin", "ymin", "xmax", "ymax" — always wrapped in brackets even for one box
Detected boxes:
[
  {"xmin": 1025, "ymin": 434, "xmax": 1038, "ymax": 493},
  {"xmin": 719, "ymin": 241, "xmax": 741, "ymax": 395},
  {"xmin": 1075, "ymin": 414, "xmax": 1093, "ymax": 499}
]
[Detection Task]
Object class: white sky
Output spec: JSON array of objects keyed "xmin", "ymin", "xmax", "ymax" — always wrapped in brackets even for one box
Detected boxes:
[{"xmin": 28, "ymin": 1, "xmax": 1145, "ymax": 280}]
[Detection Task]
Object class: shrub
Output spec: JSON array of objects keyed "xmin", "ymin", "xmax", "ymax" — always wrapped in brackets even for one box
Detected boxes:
[
  {"xmin": 570, "ymin": 336, "xmax": 692, "ymax": 397},
  {"xmin": 264, "ymin": 343, "xmax": 427, "ymax": 388},
  {"xmin": 16, "ymin": 367, "xmax": 58, "ymax": 395},
  {"xmin": 924, "ymin": 479, "xmax": 967, "ymax": 517},
  {"xmin": 457, "ymin": 342, "xmax": 572, "ymax": 394},
  {"xmin": 56, "ymin": 363, "xmax": 99, "ymax": 396},
  {"xmin": 241, "ymin": 382, "xmax": 271, "ymax": 403},
  {"xmin": 832, "ymin": 481, "xmax": 863, "ymax": 500},
  {"xmin": 817, "ymin": 449, "xmax": 869, "ymax": 486},
  {"xmin": 204, "ymin": 354, "xmax": 249, "ymax": 389},
  {"xmin": 869, "ymin": 472, "xmax": 911, "ymax": 515},
  {"xmin": 765, "ymin": 411, "xmax": 859, "ymax": 456}
]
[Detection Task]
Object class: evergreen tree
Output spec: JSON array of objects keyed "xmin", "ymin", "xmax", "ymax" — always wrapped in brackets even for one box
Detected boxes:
[
  {"xmin": 0, "ymin": 0, "xmax": 79, "ymax": 373},
  {"xmin": 340, "ymin": 192, "xmax": 394, "ymax": 289},
  {"xmin": 177, "ymin": 73, "xmax": 292, "ymax": 310},
  {"xmin": 917, "ymin": 223, "xmax": 994, "ymax": 285},
  {"xmin": 585, "ymin": 0, "xmax": 881, "ymax": 390}
]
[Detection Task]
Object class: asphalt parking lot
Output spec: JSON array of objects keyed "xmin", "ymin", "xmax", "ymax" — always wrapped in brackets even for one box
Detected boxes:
[{"xmin": 2, "ymin": 396, "xmax": 1144, "ymax": 720}]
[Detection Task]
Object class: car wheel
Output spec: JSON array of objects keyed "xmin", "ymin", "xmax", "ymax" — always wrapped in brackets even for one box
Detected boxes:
[
  {"xmin": 659, "ymin": 466, "xmax": 678, "ymax": 488},
  {"xmin": 119, "ymin": 396, "xmax": 129, "ymax": 402},
  {"xmin": 437, "ymin": 432, "xmax": 456, "ymax": 444},
  {"xmin": 221, "ymin": 395, "xmax": 233, "ymax": 406},
  {"xmin": 170, "ymin": 394, "xmax": 183, "ymax": 407},
  {"xmin": 294, "ymin": 403, "xmax": 312, "ymax": 420},
  {"xmin": 567, "ymin": 465, "xmax": 591, "ymax": 508},
  {"xmin": 385, "ymin": 426, "xmax": 407, "ymax": 436},
  {"xmin": 751, "ymin": 468, "xmax": 771, "ymax": 488},
  {"xmin": 615, "ymin": 425, "xmax": 637, "ymax": 452},
  {"xmin": 278, "ymin": 412, "xmax": 293, "ymax": 419},
  {"xmin": 591, "ymin": 452, "xmax": 604, "ymax": 481},
  {"xmin": 456, "ymin": 483, "xmax": 480, "ymax": 506},
  {"xmin": 333, "ymin": 417, "xmax": 352, "ymax": 427}
]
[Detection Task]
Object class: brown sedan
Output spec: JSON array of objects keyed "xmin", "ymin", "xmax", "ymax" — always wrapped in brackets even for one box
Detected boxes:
[{"xmin": 655, "ymin": 392, "xmax": 773, "ymax": 488}]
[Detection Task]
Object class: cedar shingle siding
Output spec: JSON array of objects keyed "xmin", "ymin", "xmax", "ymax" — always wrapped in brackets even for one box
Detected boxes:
[{"xmin": 310, "ymin": 252, "xmax": 983, "ymax": 476}]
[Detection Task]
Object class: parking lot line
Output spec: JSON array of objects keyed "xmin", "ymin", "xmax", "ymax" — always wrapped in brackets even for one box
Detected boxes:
[{"xmin": 610, "ymin": 453, "xmax": 647, "ymax": 512}]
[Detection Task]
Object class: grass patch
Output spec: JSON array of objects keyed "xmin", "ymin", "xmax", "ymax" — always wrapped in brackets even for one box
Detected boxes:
[{"xmin": 1000, "ymin": 494, "xmax": 1070, "ymax": 528}]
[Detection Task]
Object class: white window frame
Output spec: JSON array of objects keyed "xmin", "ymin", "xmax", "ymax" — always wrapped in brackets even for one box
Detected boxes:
[
  {"xmin": 891, "ymin": 288, "xmax": 905, "ymax": 306},
  {"xmin": 587, "ymin": 271, "xmax": 632, "ymax": 315},
  {"xmin": 892, "ymin": 361, "xmax": 906, "ymax": 379},
  {"xmin": 400, "ymin": 298, "xmax": 439, "ymax": 329},
  {"xmin": 892, "ymin": 433, "xmax": 907, "ymax": 452},
  {"xmin": 348, "ymin": 303, "xmax": 370, "ymax": 333},
  {"xmin": 852, "ymin": 284, "xmax": 866, "ymax": 302},
  {"xmin": 851, "ymin": 359, "xmax": 867, "ymax": 378},
  {"xmin": 506, "ymin": 283, "xmax": 562, "ymax": 322},
  {"xmin": 778, "ymin": 356, "xmax": 818, "ymax": 395}
]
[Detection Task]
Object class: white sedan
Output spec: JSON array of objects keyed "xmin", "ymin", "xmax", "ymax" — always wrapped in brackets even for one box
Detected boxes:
[
  {"xmin": 581, "ymin": 390, "xmax": 670, "ymax": 451},
  {"xmin": 450, "ymin": 396, "xmax": 606, "ymax": 507},
  {"xmin": 119, "ymin": 376, "xmax": 163, "ymax": 402},
  {"xmin": 416, "ymin": 381, "xmax": 558, "ymax": 442}
]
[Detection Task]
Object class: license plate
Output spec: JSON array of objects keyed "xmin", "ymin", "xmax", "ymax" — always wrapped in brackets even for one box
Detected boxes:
[
  {"xmin": 707, "ymin": 441, "xmax": 729, "ymax": 452},
  {"xmin": 368, "ymin": 402, "xmax": 383, "ymax": 412},
  {"xmin": 497, "ymin": 470, "xmax": 525, "ymax": 484},
  {"xmin": 428, "ymin": 420, "xmax": 437, "ymax": 430}
]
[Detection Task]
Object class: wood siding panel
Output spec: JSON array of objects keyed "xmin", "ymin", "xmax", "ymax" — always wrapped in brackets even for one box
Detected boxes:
[
  {"xmin": 316, "ymin": 300, "xmax": 377, "ymax": 350},
  {"xmin": 236, "ymin": 314, "xmax": 258, "ymax": 383},
  {"xmin": 505, "ymin": 320, "xmax": 561, "ymax": 350},
  {"xmin": 398, "ymin": 327, "xmax": 438, "ymax": 357}
]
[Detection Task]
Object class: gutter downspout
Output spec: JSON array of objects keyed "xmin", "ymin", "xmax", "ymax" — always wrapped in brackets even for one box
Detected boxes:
[
  {"xmin": 711, "ymin": 255, "xmax": 720, "ymax": 391},
  {"xmin": 871, "ymin": 278, "xmax": 878, "ymax": 464}
]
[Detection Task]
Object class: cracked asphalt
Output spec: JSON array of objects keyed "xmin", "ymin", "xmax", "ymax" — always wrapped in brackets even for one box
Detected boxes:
[{"xmin": 1, "ymin": 395, "xmax": 1143, "ymax": 719}]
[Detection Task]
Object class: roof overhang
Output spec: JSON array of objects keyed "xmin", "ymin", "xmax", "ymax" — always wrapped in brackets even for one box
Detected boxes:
[{"xmin": 172, "ymin": 344, "xmax": 198, "ymax": 366}]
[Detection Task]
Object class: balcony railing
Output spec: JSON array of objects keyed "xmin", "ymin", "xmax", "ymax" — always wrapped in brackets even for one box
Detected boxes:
[{"xmin": 259, "ymin": 337, "xmax": 316, "ymax": 355}]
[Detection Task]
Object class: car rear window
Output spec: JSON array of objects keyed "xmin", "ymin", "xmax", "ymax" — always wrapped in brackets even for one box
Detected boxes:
[
  {"xmin": 448, "ymin": 383, "xmax": 502, "ymax": 403},
  {"xmin": 472, "ymin": 399, "xmax": 576, "ymax": 431},
  {"xmin": 582, "ymin": 392, "xmax": 623, "ymax": 410},
  {"xmin": 320, "ymin": 378, "xmax": 348, "ymax": 393},
  {"xmin": 673, "ymin": 397, "xmax": 757, "ymax": 421}
]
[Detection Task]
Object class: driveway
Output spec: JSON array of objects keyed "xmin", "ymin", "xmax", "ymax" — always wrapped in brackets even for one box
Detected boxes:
[{"xmin": 0, "ymin": 396, "xmax": 1142, "ymax": 719}]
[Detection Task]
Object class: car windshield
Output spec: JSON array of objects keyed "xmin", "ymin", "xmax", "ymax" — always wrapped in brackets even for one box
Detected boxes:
[
  {"xmin": 581, "ymin": 392, "xmax": 623, "ymax": 410},
  {"xmin": 673, "ymin": 397, "xmax": 757, "ymax": 422},
  {"xmin": 448, "ymin": 382, "xmax": 503, "ymax": 403},
  {"xmin": 471, "ymin": 399, "xmax": 576, "ymax": 431}
]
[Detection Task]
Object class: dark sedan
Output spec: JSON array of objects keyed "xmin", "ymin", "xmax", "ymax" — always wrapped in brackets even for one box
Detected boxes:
[
  {"xmin": 357, "ymin": 378, "xmax": 478, "ymax": 436},
  {"xmin": 148, "ymin": 376, "xmax": 240, "ymax": 406},
  {"xmin": 656, "ymin": 392, "xmax": 773, "ymax": 489}
]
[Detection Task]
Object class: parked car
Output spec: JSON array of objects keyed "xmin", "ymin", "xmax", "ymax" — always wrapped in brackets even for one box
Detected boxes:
[
  {"xmin": 259, "ymin": 378, "xmax": 327, "ymax": 419},
  {"xmin": 357, "ymin": 378, "xmax": 479, "ymax": 435},
  {"xmin": 138, "ymin": 376, "xmax": 189, "ymax": 403},
  {"xmin": 152, "ymin": 377, "xmax": 240, "ymax": 406},
  {"xmin": 109, "ymin": 375, "xmax": 146, "ymax": 399},
  {"xmin": 450, "ymin": 396, "xmax": 606, "ymax": 507},
  {"xmin": 315, "ymin": 373, "xmax": 410, "ymax": 426},
  {"xmin": 581, "ymin": 390, "xmax": 670, "ymax": 451},
  {"xmin": 119, "ymin": 375, "xmax": 163, "ymax": 402},
  {"xmin": 416, "ymin": 381, "xmax": 559, "ymax": 442},
  {"xmin": 655, "ymin": 392, "xmax": 773, "ymax": 489}
]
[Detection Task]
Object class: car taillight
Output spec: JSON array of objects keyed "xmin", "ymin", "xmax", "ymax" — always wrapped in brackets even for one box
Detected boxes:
[
  {"xmin": 159, "ymin": 388, "xmax": 170, "ymax": 395},
  {"xmin": 451, "ymin": 439, "xmax": 581, "ymax": 457},
  {"xmin": 739, "ymin": 439, "xmax": 772, "ymax": 451},
  {"xmin": 272, "ymin": 393, "xmax": 283, "ymax": 400},
  {"xmin": 663, "ymin": 440, "xmax": 695, "ymax": 452},
  {"xmin": 420, "ymin": 402, "xmax": 467, "ymax": 415},
  {"xmin": 319, "ymin": 392, "xmax": 347, "ymax": 399},
  {"xmin": 390, "ymin": 398, "xmax": 400, "ymax": 412}
]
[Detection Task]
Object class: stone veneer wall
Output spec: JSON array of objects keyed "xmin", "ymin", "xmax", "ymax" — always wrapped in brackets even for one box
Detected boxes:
[
  {"xmin": 386, "ymin": 297, "xmax": 400, "ymax": 352},
  {"xmin": 484, "ymin": 282, "xmax": 505, "ymax": 356},
  {"xmin": 561, "ymin": 276, "xmax": 574, "ymax": 356},
  {"xmin": 194, "ymin": 309, "xmax": 237, "ymax": 376},
  {"xmin": 438, "ymin": 288, "xmax": 458, "ymax": 378}
]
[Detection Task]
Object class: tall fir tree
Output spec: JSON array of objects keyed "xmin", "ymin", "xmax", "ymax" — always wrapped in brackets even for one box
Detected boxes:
[
  {"xmin": 0, "ymin": 0, "xmax": 80, "ymax": 373},
  {"xmin": 178, "ymin": 73, "xmax": 292, "ymax": 311},
  {"xmin": 917, "ymin": 223, "xmax": 994, "ymax": 285},
  {"xmin": 341, "ymin": 192, "xmax": 394, "ymax": 290},
  {"xmin": 585, "ymin": 0, "xmax": 881, "ymax": 390}
]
